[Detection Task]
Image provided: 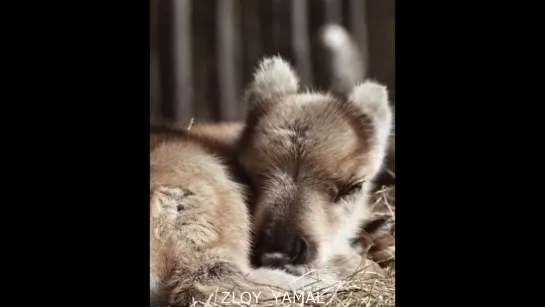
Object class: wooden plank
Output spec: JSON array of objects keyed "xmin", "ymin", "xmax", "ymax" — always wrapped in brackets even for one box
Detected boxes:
[
  {"xmin": 156, "ymin": 0, "xmax": 174, "ymax": 122},
  {"xmin": 271, "ymin": 0, "xmax": 292, "ymax": 59},
  {"xmin": 192, "ymin": 0, "xmax": 218, "ymax": 122},
  {"xmin": 150, "ymin": 52, "xmax": 161, "ymax": 123},
  {"xmin": 323, "ymin": 0, "xmax": 342, "ymax": 24},
  {"xmin": 172, "ymin": 0, "xmax": 193, "ymax": 124},
  {"xmin": 149, "ymin": 0, "xmax": 161, "ymax": 122},
  {"xmin": 348, "ymin": 0, "xmax": 369, "ymax": 79},
  {"xmin": 217, "ymin": 0, "xmax": 242, "ymax": 121},
  {"xmin": 291, "ymin": 0, "xmax": 312, "ymax": 87},
  {"xmin": 240, "ymin": 0, "xmax": 263, "ymax": 88},
  {"xmin": 365, "ymin": 0, "xmax": 395, "ymax": 103}
]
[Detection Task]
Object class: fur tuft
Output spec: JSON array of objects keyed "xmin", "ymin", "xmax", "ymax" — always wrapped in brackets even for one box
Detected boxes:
[{"xmin": 244, "ymin": 56, "xmax": 299, "ymax": 107}]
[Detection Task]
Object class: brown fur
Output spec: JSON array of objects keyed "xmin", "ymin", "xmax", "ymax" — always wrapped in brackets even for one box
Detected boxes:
[
  {"xmin": 150, "ymin": 121, "xmax": 393, "ymax": 269},
  {"xmin": 150, "ymin": 121, "xmax": 244, "ymax": 153},
  {"xmin": 150, "ymin": 121, "xmax": 382, "ymax": 306}
]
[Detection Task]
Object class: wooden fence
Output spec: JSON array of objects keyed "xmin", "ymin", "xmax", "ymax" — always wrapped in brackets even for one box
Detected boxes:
[{"xmin": 150, "ymin": 0, "xmax": 395, "ymax": 126}]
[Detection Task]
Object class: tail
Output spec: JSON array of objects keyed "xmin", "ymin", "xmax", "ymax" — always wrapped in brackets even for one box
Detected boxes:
[{"xmin": 318, "ymin": 23, "xmax": 366, "ymax": 97}]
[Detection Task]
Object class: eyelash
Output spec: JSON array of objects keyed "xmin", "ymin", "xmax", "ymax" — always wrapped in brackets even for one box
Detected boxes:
[{"xmin": 335, "ymin": 181, "xmax": 365, "ymax": 202}]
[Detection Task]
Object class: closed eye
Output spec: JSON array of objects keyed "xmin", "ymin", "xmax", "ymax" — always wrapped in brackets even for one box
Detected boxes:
[
  {"xmin": 335, "ymin": 180, "xmax": 365, "ymax": 202},
  {"xmin": 345, "ymin": 181, "xmax": 364, "ymax": 196}
]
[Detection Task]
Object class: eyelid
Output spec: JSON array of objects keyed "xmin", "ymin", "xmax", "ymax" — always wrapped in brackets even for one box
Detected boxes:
[
  {"xmin": 333, "ymin": 180, "xmax": 365, "ymax": 203},
  {"xmin": 350, "ymin": 179, "xmax": 366, "ymax": 187},
  {"xmin": 349, "ymin": 182, "xmax": 363, "ymax": 191}
]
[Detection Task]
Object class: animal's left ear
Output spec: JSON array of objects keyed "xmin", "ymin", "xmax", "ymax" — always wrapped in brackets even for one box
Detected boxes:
[{"xmin": 348, "ymin": 81, "xmax": 393, "ymax": 177}]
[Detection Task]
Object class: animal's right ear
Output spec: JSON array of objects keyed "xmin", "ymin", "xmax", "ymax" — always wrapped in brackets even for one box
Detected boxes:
[{"xmin": 243, "ymin": 56, "xmax": 300, "ymax": 109}]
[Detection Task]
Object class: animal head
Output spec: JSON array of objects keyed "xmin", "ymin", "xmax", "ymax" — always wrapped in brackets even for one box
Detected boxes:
[{"xmin": 237, "ymin": 56, "xmax": 392, "ymax": 273}]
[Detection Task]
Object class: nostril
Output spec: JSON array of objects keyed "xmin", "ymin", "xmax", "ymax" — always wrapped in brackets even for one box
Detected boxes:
[{"xmin": 292, "ymin": 236, "xmax": 309, "ymax": 263}]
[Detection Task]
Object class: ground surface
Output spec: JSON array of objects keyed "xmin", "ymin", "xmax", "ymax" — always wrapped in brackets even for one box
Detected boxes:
[{"xmin": 199, "ymin": 185, "xmax": 396, "ymax": 307}]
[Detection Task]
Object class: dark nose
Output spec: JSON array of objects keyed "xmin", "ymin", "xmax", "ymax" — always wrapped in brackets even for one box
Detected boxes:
[{"xmin": 255, "ymin": 228, "xmax": 311, "ymax": 269}]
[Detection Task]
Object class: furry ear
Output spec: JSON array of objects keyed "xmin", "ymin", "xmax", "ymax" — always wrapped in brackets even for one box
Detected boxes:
[
  {"xmin": 348, "ymin": 81, "xmax": 391, "ymax": 124},
  {"xmin": 244, "ymin": 56, "xmax": 300, "ymax": 109},
  {"xmin": 348, "ymin": 81, "xmax": 393, "ymax": 177}
]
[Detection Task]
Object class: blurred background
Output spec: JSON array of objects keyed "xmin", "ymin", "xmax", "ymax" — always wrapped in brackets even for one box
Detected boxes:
[{"xmin": 150, "ymin": 0, "xmax": 395, "ymax": 127}]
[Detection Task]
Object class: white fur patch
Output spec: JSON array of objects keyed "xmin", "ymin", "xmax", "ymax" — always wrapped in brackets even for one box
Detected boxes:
[
  {"xmin": 320, "ymin": 196, "xmax": 371, "ymax": 264},
  {"xmin": 150, "ymin": 273, "xmax": 163, "ymax": 306},
  {"xmin": 246, "ymin": 56, "xmax": 300, "ymax": 106},
  {"xmin": 349, "ymin": 81, "xmax": 390, "ymax": 120},
  {"xmin": 150, "ymin": 272, "xmax": 158, "ymax": 292}
]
